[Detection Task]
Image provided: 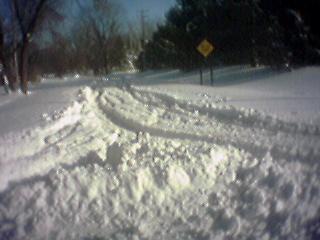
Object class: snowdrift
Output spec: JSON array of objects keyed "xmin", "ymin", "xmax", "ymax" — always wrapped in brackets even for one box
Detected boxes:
[{"xmin": 0, "ymin": 66, "xmax": 320, "ymax": 239}]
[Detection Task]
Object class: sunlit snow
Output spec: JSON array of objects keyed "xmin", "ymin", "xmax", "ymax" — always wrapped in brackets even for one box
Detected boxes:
[{"xmin": 0, "ymin": 66, "xmax": 319, "ymax": 240}]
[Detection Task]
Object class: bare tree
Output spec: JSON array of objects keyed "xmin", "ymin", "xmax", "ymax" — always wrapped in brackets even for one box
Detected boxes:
[
  {"xmin": 12, "ymin": 0, "xmax": 61, "ymax": 93},
  {"xmin": 0, "ymin": 18, "xmax": 8, "ymax": 92},
  {"xmin": 0, "ymin": 7, "xmax": 14, "ymax": 92},
  {"xmin": 12, "ymin": 0, "xmax": 50, "ymax": 94},
  {"xmin": 0, "ymin": 16, "xmax": 5, "ymax": 72},
  {"xmin": 73, "ymin": 0, "xmax": 126, "ymax": 74}
]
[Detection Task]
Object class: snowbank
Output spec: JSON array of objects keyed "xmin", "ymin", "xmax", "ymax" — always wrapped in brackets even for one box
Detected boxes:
[{"xmin": 0, "ymin": 67, "xmax": 319, "ymax": 239}]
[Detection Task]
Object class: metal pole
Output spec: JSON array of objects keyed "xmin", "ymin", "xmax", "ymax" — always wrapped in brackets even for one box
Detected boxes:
[
  {"xmin": 200, "ymin": 66, "xmax": 203, "ymax": 85},
  {"xmin": 210, "ymin": 65, "xmax": 213, "ymax": 85}
]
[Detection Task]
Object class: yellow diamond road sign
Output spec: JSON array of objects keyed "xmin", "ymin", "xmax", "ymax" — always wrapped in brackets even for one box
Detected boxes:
[{"xmin": 197, "ymin": 39, "xmax": 215, "ymax": 58}]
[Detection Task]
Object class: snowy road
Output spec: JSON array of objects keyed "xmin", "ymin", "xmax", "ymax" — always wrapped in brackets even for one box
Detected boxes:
[
  {"xmin": 0, "ymin": 67, "xmax": 320, "ymax": 239},
  {"xmin": 0, "ymin": 79, "xmax": 92, "ymax": 136}
]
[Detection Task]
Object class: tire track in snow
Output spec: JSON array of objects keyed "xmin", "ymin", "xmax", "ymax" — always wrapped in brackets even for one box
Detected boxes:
[
  {"xmin": 96, "ymin": 88, "xmax": 320, "ymax": 163},
  {"xmin": 129, "ymin": 87, "xmax": 320, "ymax": 137},
  {"xmin": 125, "ymin": 87, "xmax": 320, "ymax": 161}
]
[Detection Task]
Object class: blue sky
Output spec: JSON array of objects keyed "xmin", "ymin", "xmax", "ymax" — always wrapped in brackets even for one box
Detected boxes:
[{"xmin": 119, "ymin": 0, "xmax": 176, "ymax": 22}]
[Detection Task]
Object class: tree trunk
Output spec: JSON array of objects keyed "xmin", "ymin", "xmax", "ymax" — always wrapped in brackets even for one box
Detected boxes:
[
  {"xmin": 19, "ymin": 42, "xmax": 29, "ymax": 94},
  {"xmin": 13, "ymin": 0, "xmax": 47, "ymax": 94},
  {"xmin": 11, "ymin": 51, "xmax": 19, "ymax": 91},
  {"xmin": 104, "ymin": 55, "xmax": 109, "ymax": 75},
  {"xmin": 0, "ymin": 21, "xmax": 10, "ymax": 93}
]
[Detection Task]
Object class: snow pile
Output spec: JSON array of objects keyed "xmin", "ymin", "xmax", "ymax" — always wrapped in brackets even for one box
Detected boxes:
[{"xmin": 0, "ymin": 68, "xmax": 320, "ymax": 239}]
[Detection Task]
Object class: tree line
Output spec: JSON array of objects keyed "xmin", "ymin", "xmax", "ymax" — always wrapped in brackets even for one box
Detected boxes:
[
  {"xmin": 138, "ymin": 0, "xmax": 320, "ymax": 71},
  {"xmin": 1, "ymin": 0, "xmax": 320, "ymax": 94},
  {"xmin": 0, "ymin": 0, "xmax": 144, "ymax": 94}
]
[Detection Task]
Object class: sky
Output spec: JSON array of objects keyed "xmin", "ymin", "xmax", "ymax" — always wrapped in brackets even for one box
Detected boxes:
[
  {"xmin": 119, "ymin": 0, "xmax": 176, "ymax": 22},
  {"xmin": 0, "ymin": 0, "xmax": 176, "ymax": 26}
]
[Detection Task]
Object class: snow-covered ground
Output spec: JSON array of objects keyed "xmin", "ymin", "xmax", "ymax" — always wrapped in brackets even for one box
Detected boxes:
[{"xmin": 0, "ymin": 66, "xmax": 319, "ymax": 239}]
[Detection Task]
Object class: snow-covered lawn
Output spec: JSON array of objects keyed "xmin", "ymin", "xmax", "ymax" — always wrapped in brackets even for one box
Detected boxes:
[{"xmin": 0, "ymin": 66, "xmax": 319, "ymax": 239}]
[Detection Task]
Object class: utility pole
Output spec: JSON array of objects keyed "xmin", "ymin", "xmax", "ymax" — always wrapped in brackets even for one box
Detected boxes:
[
  {"xmin": 140, "ymin": 10, "xmax": 146, "ymax": 71},
  {"xmin": 250, "ymin": 0, "xmax": 258, "ymax": 67}
]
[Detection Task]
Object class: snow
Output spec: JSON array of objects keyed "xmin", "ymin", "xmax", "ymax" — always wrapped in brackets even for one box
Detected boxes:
[
  {"xmin": 139, "ymin": 66, "xmax": 320, "ymax": 125},
  {"xmin": 0, "ymin": 66, "xmax": 320, "ymax": 239}
]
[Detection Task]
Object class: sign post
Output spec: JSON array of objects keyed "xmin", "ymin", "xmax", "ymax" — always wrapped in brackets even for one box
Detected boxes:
[
  {"xmin": 210, "ymin": 66, "xmax": 213, "ymax": 85},
  {"xmin": 196, "ymin": 39, "xmax": 215, "ymax": 85}
]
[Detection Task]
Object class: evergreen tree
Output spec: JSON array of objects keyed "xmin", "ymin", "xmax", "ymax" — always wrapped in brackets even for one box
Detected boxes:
[
  {"xmin": 143, "ymin": 0, "xmax": 283, "ymax": 70},
  {"xmin": 259, "ymin": 0, "xmax": 320, "ymax": 65},
  {"xmin": 142, "ymin": 0, "xmax": 320, "ymax": 71}
]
